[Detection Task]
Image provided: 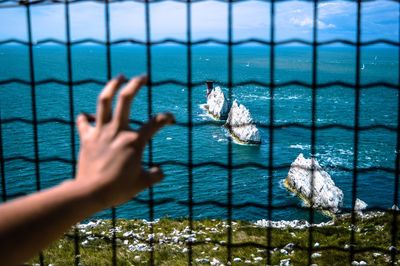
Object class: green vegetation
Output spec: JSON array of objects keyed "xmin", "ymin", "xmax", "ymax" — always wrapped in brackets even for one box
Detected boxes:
[{"xmin": 30, "ymin": 212, "xmax": 399, "ymax": 265}]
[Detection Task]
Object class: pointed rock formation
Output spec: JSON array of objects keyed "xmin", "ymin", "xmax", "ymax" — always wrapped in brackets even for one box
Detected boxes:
[
  {"xmin": 225, "ymin": 100, "xmax": 261, "ymax": 145},
  {"xmin": 204, "ymin": 86, "xmax": 230, "ymax": 120},
  {"xmin": 284, "ymin": 153, "xmax": 344, "ymax": 215}
]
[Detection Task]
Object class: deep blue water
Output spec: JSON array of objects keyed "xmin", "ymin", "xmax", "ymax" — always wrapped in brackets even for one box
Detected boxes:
[{"xmin": 0, "ymin": 45, "xmax": 398, "ymax": 222}]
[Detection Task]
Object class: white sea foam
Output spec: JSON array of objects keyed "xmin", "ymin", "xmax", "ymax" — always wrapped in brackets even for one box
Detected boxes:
[
  {"xmin": 289, "ymin": 144, "xmax": 310, "ymax": 150},
  {"xmin": 239, "ymin": 94, "xmax": 301, "ymax": 101}
]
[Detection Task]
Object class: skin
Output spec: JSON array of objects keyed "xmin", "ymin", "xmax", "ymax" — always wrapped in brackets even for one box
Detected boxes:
[{"xmin": 0, "ymin": 74, "xmax": 175, "ymax": 266}]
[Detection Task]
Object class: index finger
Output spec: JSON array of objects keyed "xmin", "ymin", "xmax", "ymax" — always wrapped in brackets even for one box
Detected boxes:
[{"xmin": 113, "ymin": 75, "xmax": 147, "ymax": 129}]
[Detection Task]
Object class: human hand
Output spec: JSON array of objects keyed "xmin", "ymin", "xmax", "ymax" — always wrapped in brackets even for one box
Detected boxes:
[{"xmin": 75, "ymin": 75, "xmax": 175, "ymax": 209}]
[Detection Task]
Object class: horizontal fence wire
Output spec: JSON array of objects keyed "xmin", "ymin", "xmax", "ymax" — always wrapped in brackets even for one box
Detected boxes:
[
  {"xmin": 0, "ymin": 189, "xmax": 395, "ymax": 213},
  {"xmin": 0, "ymin": 0, "xmax": 400, "ymax": 6},
  {"xmin": 1, "ymin": 38, "xmax": 400, "ymax": 47},
  {"xmin": 0, "ymin": 0, "xmax": 399, "ymax": 265},
  {"xmin": 1, "ymin": 118, "xmax": 398, "ymax": 133},
  {"xmin": 0, "ymin": 159, "xmax": 396, "ymax": 175},
  {"xmin": 0, "ymin": 79, "xmax": 398, "ymax": 91}
]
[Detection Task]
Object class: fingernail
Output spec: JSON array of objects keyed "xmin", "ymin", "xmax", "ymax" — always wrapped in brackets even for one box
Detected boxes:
[
  {"xmin": 139, "ymin": 74, "xmax": 148, "ymax": 85},
  {"xmin": 165, "ymin": 113, "xmax": 176, "ymax": 125},
  {"xmin": 81, "ymin": 112, "xmax": 95, "ymax": 122},
  {"xmin": 117, "ymin": 74, "xmax": 126, "ymax": 83}
]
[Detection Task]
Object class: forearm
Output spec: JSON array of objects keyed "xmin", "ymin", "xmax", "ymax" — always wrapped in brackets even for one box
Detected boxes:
[
  {"xmin": 0, "ymin": 180, "xmax": 102, "ymax": 266},
  {"xmin": 0, "ymin": 75, "xmax": 170, "ymax": 265}
]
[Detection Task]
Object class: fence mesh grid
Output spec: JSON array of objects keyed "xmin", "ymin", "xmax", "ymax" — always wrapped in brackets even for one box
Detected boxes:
[{"xmin": 0, "ymin": 0, "xmax": 399, "ymax": 265}]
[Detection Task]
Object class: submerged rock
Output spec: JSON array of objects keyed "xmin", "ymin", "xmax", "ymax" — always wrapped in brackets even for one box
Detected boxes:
[
  {"xmin": 205, "ymin": 86, "xmax": 230, "ymax": 120},
  {"xmin": 225, "ymin": 100, "xmax": 261, "ymax": 145},
  {"xmin": 284, "ymin": 153, "xmax": 344, "ymax": 214}
]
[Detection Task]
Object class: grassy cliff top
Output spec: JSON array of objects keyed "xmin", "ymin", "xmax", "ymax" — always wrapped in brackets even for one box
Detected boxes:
[{"xmin": 29, "ymin": 211, "xmax": 399, "ymax": 265}]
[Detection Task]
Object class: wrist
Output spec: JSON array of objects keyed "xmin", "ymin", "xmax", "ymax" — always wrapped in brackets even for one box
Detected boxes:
[{"xmin": 63, "ymin": 179, "xmax": 106, "ymax": 214}]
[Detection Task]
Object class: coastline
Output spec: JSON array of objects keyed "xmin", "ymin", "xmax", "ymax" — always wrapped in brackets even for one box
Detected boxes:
[{"xmin": 30, "ymin": 212, "xmax": 399, "ymax": 265}]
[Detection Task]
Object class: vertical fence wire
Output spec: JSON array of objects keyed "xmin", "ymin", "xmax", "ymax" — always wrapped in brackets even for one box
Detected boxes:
[
  {"xmin": 227, "ymin": 0, "xmax": 233, "ymax": 263},
  {"xmin": 63, "ymin": 1, "xmax": 80, "ymax": 264},
  {"xmin": 0, "ymin": 109, "xmax": 6, "ymax": 202},
  {"xmin": 308, "ymin": 0, "xmax": 318, "ymax": 264},
  {"xmin": 350, "ymin": 0, "xmax": 362, "ymax": 263},
  {"xmin": 103, "ymin": 1, "xmax": 118, "ymax": 265},
  {"xmin": 266, "ymin": 0, "xmax": 275, "ymax": 264},
  {"xmin": 391, "ymin": 3, "xmax": 400, "ymax": 264},
  {"xmin": 144, "ymin": 1, "xmax": 155, "ymax": 264},
  {"xmin": 186, "ymin": 0, "xmax": 194, "ymax": 265},
  {"xmin": 25, "ymin": 3, "xmax": 45, "ymax": 265}
]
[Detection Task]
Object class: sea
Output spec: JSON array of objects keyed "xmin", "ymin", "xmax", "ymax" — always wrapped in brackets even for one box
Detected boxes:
[{"xmin": 0, "ymin": 45, "xmax": 398, "ymax": 223}]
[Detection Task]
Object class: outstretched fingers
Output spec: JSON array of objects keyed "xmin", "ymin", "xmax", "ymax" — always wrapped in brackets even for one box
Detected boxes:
[
  {"xmin": 138, "ymin": 113, "xmax": 175, "ymax": 145},
  {"xmin": 114, "ymin": 75, "xmax": 147, "ymax": 129},
  {"xmin": 96, "ymin": 75, "xmax": 126, "ymax": 129}
]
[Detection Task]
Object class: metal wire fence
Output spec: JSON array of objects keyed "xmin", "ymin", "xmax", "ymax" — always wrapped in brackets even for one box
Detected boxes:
[{"xmin": 0, "ymin": 0, "xmax": 399, "ymax": 265}]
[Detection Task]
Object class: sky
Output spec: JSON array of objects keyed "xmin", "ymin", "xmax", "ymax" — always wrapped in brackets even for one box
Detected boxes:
[{"xmin": 0, "ymin": 0, "xmax": 398, "ymax": 44}]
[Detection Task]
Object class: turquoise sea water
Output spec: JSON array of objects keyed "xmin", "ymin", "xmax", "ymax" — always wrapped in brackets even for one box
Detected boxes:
[{"xmin": 0, "ymin": 45, "xmax": 398, "ymax": 222}]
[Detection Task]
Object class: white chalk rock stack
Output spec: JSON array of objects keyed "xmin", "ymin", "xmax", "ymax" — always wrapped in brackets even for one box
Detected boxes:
[
  {"xmin": 205, "ymin": 86, "xmax": 229, "ymax": 120},
  {"xmin": 225, "ymin": 100, "xmax": 261, "ymax": 145},
  {"xmin": 285, "ymin": 153, "xmax": 344, "ymax": 214},
  {"xmin": 355, "ymin": 198, "xmax": 368, "ymax": 213}
]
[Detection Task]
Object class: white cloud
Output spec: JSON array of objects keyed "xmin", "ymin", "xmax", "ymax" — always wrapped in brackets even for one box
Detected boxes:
[
  {"xmin": 318, "ymin": 20, "xmax": 336, "ymax": 29},
  {"xmin": 290, "ymin": 17, "xmax": 313, "ymax": 27},
  {"xmin": 290, "ymin": 17, "xmax": 335, "ymax": 30},
  {"xmin": 318, "ymin": 2, "xmax": 355, "ymax": 19}
]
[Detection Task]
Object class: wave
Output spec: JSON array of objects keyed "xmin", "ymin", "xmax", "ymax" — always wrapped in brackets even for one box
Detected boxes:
[
  {"xmin": 240, "ymin": 94, "xmax": 303, "ymax": 101},
  {"xmin": 289, "ymin": 144, "xmax": 310, "ymax": 150}
]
